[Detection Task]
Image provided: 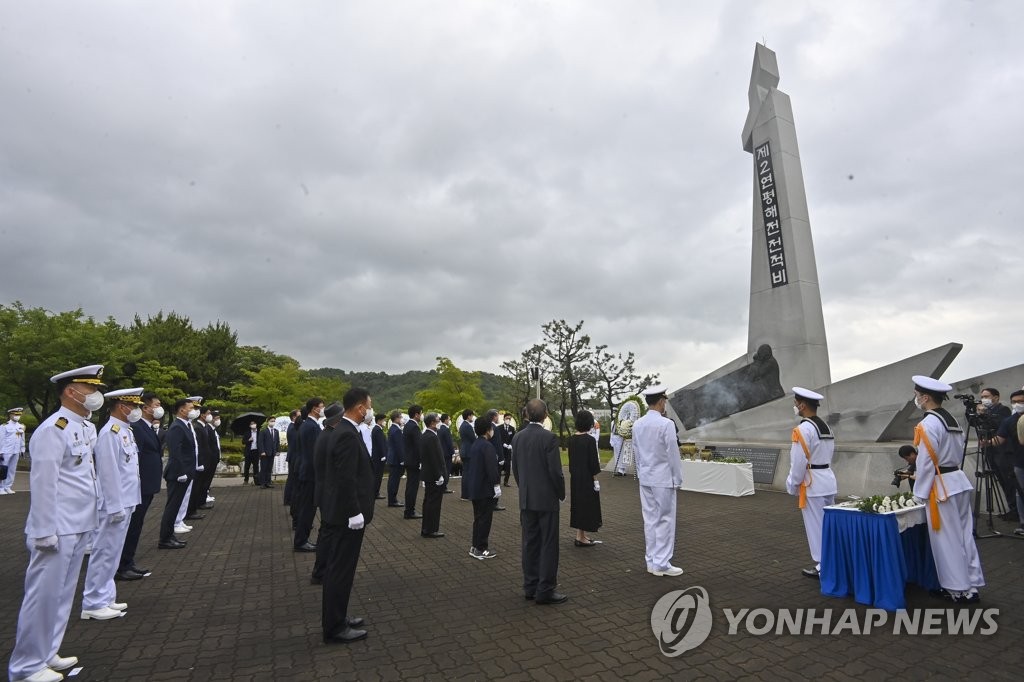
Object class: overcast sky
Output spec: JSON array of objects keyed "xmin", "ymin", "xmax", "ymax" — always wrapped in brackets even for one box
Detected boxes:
[{"xmin": 2, "ymin": 1, "xmax": 1022, "ymax": 392}]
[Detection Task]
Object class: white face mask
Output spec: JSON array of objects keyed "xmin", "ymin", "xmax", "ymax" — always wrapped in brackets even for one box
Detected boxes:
[
  {"xmin": 250, "ymin": 423, "xmax": 257, "ymax": 430},
  {"xmin": 363, "ymin": 408, "xmax": 374, "ymax": 425},
  {"xmin": 73, "ymin": 387, "xmax": 105, "ymax": 412},
  {"xmin": 793, "ymin": 405, "xmax": 801, "ymax": 417},
  {"xmin": 187, "ymin": 409, "xmax": 200, "ymax": 420},
  {"xmin": 213, "ymin": 418, "xmax": 221, "ymax": 427},
  {"xmin": 913, "ymin": 396, "xmax": 924, "ymax": 411},
  {"xmin": 127, "ymin": 407, "xmax": 143, "ymax": 423},
  {"xmin": 204, "ymin": 414, "xmax": 214, "ymax": 423},
  {"xmin": 1012, "ymin": 403, "xmax": 1024, "ymax": 415},
  {"xmin": 11, "ymin": 415, "xmax": 20, "ymax": 422},
  {"xmin": 152, "ymin": 406, "xmax": 165, "ymax": 420},
  {"xmin": 981, "ymin": 398, "xmax": 993, "ymax": 407}
]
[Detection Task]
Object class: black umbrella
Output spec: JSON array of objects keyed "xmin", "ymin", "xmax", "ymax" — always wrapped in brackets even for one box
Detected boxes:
[{"xmin": 231, "ymin": 412, "xmax": 266, "ymax": 436}]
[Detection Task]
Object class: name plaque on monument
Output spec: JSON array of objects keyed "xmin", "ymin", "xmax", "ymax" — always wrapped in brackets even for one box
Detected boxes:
[
  {"xmin": 755, "ymin": 141, "xmax": 788, "ymax": 288},
  {"xmin": 713, "ymin": 446, "xmax": 780, "ymax": 484}
]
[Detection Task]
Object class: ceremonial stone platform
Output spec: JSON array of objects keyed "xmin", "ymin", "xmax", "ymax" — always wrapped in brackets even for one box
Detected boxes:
[{"xmin": 0, "ymin": 474, "xmax": 1020, "ymax": 680}]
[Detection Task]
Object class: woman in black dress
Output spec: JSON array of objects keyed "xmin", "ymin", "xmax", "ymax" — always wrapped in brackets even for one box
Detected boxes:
[{"xmin": 569, "ymin": 410, "xmax": 602, "ymax": 546}]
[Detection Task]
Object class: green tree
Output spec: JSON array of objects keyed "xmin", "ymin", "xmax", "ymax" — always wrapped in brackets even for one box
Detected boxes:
[
  {"xmin": 131, "ymin": 359, "xmax": 189, "ymax": 402},
  {"xmin": 589, "ymin": 345, "xmax": 659, "ymax": 420},
  {"xmin": 228, "ymin": 361, "xmax": 348, "ymax": 416},
  {"xmin": 541, "ymin": 320, "xmax": 595, "ymax": 436},
  {"xmin": 415, "ymin": 357, "xmax": 485, "ymax": 417}
]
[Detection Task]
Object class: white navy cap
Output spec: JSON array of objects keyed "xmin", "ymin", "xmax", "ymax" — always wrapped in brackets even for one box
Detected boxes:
[
  {"xmin": 50, "ymin": 364, "xmax": 105, "ymax": 387},
  {"xmin": 912, "ymin": 375, "xmax": 952, "ymax": 395},
  {"xmin": 186, "ymin": 395, "xmax": 203, "ymax": 405},
  {"xmin": 793, "ymin": 387, "xmax": 824, "ymax": 401},
  {"xmin": 641, "ymin": 384, "xmax": 669, "ymax": 398},
  {"xmin": 7, "ymin": 406, "xmax": 24, "ymax": 414},
  {"xmin": 104, "ymin": 387, "xmax": 144, "ymax": 404}
]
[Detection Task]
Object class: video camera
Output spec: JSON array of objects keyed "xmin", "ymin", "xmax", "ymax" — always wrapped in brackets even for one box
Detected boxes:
[
  {"xmin": 891, "ymin": 467, "xmax": 913, "ymax": 488},
  {"xmin": 953, "ymin": 393, "xmax": 1000, "ymax": 435}
]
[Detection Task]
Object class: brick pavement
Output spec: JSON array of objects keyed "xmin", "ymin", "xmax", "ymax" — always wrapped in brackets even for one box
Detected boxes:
[{"xmin": 0, "ymin": 473, "xmax": 1021, "ymax": 681}]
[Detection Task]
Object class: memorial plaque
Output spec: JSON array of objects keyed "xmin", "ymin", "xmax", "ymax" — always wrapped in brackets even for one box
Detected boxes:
[{"xmin": 713, "ymin": 446, "xmax": 780, "ymax": 484}]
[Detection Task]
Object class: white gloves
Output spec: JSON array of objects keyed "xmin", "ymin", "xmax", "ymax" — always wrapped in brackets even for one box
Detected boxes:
[
  {"xmin": 197, "ymin": 465, "xmax": 205, "ymax": 472},
  {"xmin": 493, "ymin": 484, "xmax": 502, "ymax": 498},
  {"xmin": 34, "ymin": 535, "xmax": 58, "ymax": 551},
  {"xmin": 435, "ymin": 476, "xmax": 445, "ymax": 486},
  {"xmin": 110, "ymin": 511, "xmax": 126, "ymax": 523},
  {"xmin": 176, "ymin": 475, "xmax": 188, "ymax": 483},
  {"xmin": 914, "ymin": 497, "xmax": 927, "ymax": 507},
  {"xmin": 348, "ymin": 513, "xmax": 365, "ymax": 530},
  {"xmin": 593, "ymin": 481, "xmax": 600, "ymax": 492}
]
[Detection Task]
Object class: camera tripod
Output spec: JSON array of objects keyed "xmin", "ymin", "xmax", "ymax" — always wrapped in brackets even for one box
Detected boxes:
[{"xmin": 962, "ymin": 425, "xmax": 1008, "ymax": 539}]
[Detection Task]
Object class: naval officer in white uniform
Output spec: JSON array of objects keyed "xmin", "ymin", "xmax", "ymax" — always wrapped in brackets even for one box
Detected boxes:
[
  {"xmin": 81, "ymin": 388, "xmax": 144, "ymax": 620},
  {"xmin": 8, "ymin": 365, "xmax": 105, "ymax": 682},
  {"xmin": 786, "ymin": 387, "xmax": 837, "ymax": 579},
  {"xmin": 1, "ymin": 406, "xmax": 27, "ymax": 494},
  {"xmin": 631, "ymin": 385, "xmax": 685, "ymax": 577},
  {"xmin": 910, "ymin": 375, "xmax": 984, "ymax": 603}
]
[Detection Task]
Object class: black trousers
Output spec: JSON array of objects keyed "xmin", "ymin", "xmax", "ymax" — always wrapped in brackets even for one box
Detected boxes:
[
  {"xmin": 243, "ymin": 449, "xmax": 259, "ymax": 482},
  {"xmin": 312, "ymin": 524, "xmax": 335, "ymax": 581},
  {"xmin": 187, "ymin": 467, "xmax": 212, "ymax": 515},
  {"xmin": 119, "ymin": 493, "xmax": 154, "ymax": 571},
  {"xmin": 520, "ymin": 509, "xmax": 560, "ymax": 598},
  {"xmin": 404, "ymin": 467, "xmax": 421, "ymax": 514},
  {"xmin": 501, "ymin": 457, "xmax": 512, "ymax": 485},
  {"xmin": 258, "ymin": 454, "xmax": 273, "ymax": 486},
  {"xmin": 472, "ymin": 498, "xmax": 496, "ymax": 550},
  {"xmin": 421, "ymin": 481, "xmax": 444, "ymax": 534},
  {"xmin": 387, "ymin": 465, "xmax": 403, "ymax": 503},
  {"xmin": 283, "ymin": 456, "xmax": 296, "ymax": 505},
  {"xmin": 372, "ymin": 459, "xmax": 385, "ymax": 497},
  {"xmin": 294, "ymin": 479, "xmax": 316, "ymax": 547},
  {"xmin": 322, "ymin": 523, "xmax": 364, "ymax": 640},
  {"xmin": 160, "ymin": 478, "xmax": 190, "ymax": 542}
]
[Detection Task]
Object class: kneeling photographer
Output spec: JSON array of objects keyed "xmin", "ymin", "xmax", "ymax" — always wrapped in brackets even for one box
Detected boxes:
[
  {"xmin": 990, "ymin": 390, "xmax": 1024, "ymax": 536},
  {"xmin": 892, "ymin": 445, "xmax": 917, "ymax": 493}
]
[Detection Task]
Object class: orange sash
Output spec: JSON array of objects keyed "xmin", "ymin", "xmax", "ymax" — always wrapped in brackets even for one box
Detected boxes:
[
  {"xmin": 792, "ymin": 426, "xmax": 813, "ymax": 509},
  {"xmin": 913, "ymin": 424, "xmax": 949, "ymax": 531}
]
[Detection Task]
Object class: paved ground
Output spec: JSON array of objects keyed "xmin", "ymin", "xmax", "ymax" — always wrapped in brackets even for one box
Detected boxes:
[{"xmin": 0, "ymin": 472, "xmax": 1021, "ymax": 681}]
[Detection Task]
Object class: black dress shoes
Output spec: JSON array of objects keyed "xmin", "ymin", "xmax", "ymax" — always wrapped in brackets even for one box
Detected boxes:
[
  {"xmin": 158, "ymin": 539, "xmax": 186, "ymax": 549},
  {"xmin": 444, "ymin": 489, "xmax": 454, "ymax": 494},
  {"xmin": 421, "ymin": 532, "xmax": 445, "ymax": 538},
  {"xmin": 524, "ymin": 593, "xmax": 535, "ymax": 600},
  {"xmin": 375, "ymin": 495, "xmax": 386, "ymax": 500},
  {"xmin": 324, "ymin": 626, "xmax": 367, "ymax": 644},
  {"xmin": 184, "ymin": 514, "xmax": 205, "ymax": 521},
  {"xmin": 115, "ymin": 569, "xmax": 144, "ymax": 581},
  {"xmin": 387, "ymin": 502, "xmax": 405, "ymax": 508},
  {"xmin": 405, "ymin": 513, "xmax": 423, "ymax": 519},
  {"xmin": 347, "ymin": 616, "xmax": 365, "ymax": 627},
  {"xmin": 131, "ymin": 565, "xmax": 152, "ymax": 576},
  {"xmin": 295, "ymin": 542, "xmax": 317, "ymax": 553},
  {"xmin": 535, "ymin": 592, "xmax": 569, "ymax": 605}
]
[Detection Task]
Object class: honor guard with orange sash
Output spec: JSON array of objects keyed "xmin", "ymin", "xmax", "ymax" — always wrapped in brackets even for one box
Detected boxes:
[
  {"xmin": 910, "ymin": 375, "xmax": 984, "ymax": 603},
  {"xmin": 9, "ymin": 365, "xmax": 105, "ymax": 682},
  {"xmin": 786, "ymin": 387, "xmax": 837, "ymax": 579}
]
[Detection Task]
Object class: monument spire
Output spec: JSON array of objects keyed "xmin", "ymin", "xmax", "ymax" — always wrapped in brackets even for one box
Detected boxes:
[{"xmin": 741, "ymin": 43, "xmax": 830, "ymax": 392}]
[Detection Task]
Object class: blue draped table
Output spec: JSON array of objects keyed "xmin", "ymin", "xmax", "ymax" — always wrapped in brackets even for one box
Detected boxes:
[{"xmin": 820, "ymin": 503, "xmax": 939, "ymax": 611}]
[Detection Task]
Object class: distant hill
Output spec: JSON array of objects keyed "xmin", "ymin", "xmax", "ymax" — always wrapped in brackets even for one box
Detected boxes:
[{"xmin": 309, "ymin": 367, "xmax": 512, "ymax": 414}]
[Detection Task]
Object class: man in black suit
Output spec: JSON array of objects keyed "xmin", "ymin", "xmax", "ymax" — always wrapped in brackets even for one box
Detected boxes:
[
  {"xmin": 511, "ymin": 399, "xmax": 567, "ymax": 605},
  {"xmin": 420, "ymin": 413, "xmax": 448, "ymax": 538},
  {"xmin": 385, "ymin": 410, "xmax": 405, "ymax": 506},
  {"xmin": 159, "ymin": 397, "xmax": 197, "ymax": 549},
  {"xmin": 311, "ymin": 403, "xmax": 345, "ymax": 585},
  {"xmin": 403, "ymin": 405, "xmax": 424, "ymax": 519},
  {"xmin": 294, "ymin": 397, "xmax": 325, "ymax": 552},
  {"xmin": 258, "ymin": 418, "xmax": 279, "ymax": 488},
  {"xmin": 320, "ymin": 387, "xmax": 375, "ymax": 644},
  {"xmin": 371, "ymin": 412, "xmax": 388, "ymax": 499},
  {"xmin": 500, "ymin": 413, "xmax": 517, "ymax": 486},
  {"xmin": 118, "ymin": 391, "xmax": 164, "ymax": 578},
  {"xmin": 186, "ymin": 405, "xmax": 214, "ymax": 519},
  {"xmin": 438, "ymin": 414, "xmax": 456, "ymax": 493},
  {"xmin": 458, "ymin": 409, "xmax": 476, "ymax": 499}
]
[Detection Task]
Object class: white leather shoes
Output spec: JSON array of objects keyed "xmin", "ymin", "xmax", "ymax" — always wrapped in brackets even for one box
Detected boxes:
[
  {"xmin": 47, "ymin": 654, "xmax": 78, "ymax": 671},
  {"xmin": 21, "ymin": 667, "xmax": 63, "ymax": 681},
  {"xmin": 652, "ymin": 565, "xmax": 684, "ymax": 577},
  {"xmin": 81, "ymin": 606, "xmax": 126, "ymax": 620},
  {"xmin": 173, "ymin": 523, "xmax": 192, "ymax": 533},
  {"xmin": 108, "ymin": 602, "xmax": 127, "ymax": 611}
]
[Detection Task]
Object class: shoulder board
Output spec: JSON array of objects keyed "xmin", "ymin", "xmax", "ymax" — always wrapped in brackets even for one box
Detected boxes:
[
  {"xmin": 926, "ymin": 409, "xmax": 962, "ymax": 433},
  {"xmin": 55, "ymin": 417, "xmax": 68, "ymax": 430},
  {"xmin": 111, "ymin": 424, "xmax": 121, "ymax": 433},
  {"xmin": 801, "ymin": 416, "xmax": 834, "ymax": 439}
]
